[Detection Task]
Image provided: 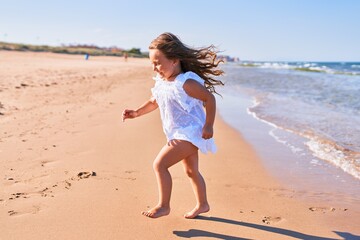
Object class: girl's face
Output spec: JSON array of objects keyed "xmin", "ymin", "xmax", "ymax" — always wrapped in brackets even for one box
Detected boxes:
[{"xmin": 149, "ymin": 49, "xmax": 180, "ymax": 81}]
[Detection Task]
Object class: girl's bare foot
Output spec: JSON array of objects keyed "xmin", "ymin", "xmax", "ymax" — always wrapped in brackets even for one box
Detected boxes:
[
  {"xmin": 184, "ymin": 204, "xmax": 210, "ymax": 219},
  {"xmin": 142, "ymin": 206, "xmax": 170, "ymax": 218}
]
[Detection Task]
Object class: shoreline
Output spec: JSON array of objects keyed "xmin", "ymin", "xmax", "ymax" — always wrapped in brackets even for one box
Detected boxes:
[
  {"xmin": 220, "ymin": 63, "xmax": 360, "ymax": 184},
  {"xmin": 1, "ymin": 51, "xmax": 359, "ymax": 239},
  {"xmin": 217, "ymin": 88, "xmax": 360, "ymax": 207}
]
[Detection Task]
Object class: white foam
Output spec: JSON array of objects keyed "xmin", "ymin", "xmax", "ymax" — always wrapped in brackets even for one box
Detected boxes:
[
  {"xmin": 310, "ymin": 159, "xmax": 322, "ymax": 166},
  {"xmin": 269, "ymin": 129, "xmax": 304, "ymax": 154},
  {"xmin": 246, "ymin": 99, "xmax": 279, "ymax": 129},
  {"xmin": 257, "ymin": 62, "xmax": 293, "ymax": 70},
  {"xmin": 305, "ymin": 138, "xmax": 360, "ymax": 180},
  {"xmin": 242, "ymin": 61, "xmax": 360, "ymax": 76},
  {"xmin": 247, "ymin": 99, "xmax": 309, "ymax": 157}
]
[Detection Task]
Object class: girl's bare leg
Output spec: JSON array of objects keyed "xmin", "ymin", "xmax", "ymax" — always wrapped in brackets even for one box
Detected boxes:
[
  {"xmin": 182, "ymin": 151, "xmax": 210, "ymax": 219},
  {"xmin": 142, "ymin": 140, "xmax": 197, "ymax": 218}
]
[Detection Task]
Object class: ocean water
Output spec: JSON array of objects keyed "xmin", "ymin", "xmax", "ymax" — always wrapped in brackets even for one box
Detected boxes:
[{"xmin": 218, "ymin": 62, "xmax": 360, "ymax": 182}]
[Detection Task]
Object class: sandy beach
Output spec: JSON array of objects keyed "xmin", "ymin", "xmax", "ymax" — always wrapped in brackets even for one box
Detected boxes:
[{"xmin": 1, "ymin": 51, "xmax": 359, "ymax": 240}]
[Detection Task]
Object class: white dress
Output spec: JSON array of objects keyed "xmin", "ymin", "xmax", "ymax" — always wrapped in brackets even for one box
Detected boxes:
[{"xmin": 151, "ymin": 71, "xmax": 217, "ymax": 154}]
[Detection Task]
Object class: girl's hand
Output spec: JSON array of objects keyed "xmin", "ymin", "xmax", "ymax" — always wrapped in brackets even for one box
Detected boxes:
[
  {"xmin": 202, "ymin": 124, "xmax": 214, "ymax": 139},
  {"xmin": 122, "ymin": 109, "xmax": 138, "ymax": 122}
]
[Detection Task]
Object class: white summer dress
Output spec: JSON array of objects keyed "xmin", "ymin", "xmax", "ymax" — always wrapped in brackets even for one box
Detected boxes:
[{"xmin": 151, "ymin": 71, "xmax": 217, "ymax": 154}]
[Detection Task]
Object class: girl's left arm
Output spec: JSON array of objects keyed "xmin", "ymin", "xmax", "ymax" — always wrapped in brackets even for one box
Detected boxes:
[{"xmin": 183, "ymin": 79, "xmax": 216, "ymax": 139}]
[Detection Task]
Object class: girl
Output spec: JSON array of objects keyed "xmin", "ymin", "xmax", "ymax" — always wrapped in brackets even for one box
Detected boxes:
[{"xmin": 122, "ymin": 32, "xmax": 224, "ymax": 219}]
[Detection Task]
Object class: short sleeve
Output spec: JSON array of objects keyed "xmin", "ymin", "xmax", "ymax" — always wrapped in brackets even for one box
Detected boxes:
[
  {"xmin": 150, "ymin": 74, "xmax": 161, "ymax": 100},
  {"xmin": 183, "ymin": 71, "xmax": 204, "ymax": 85},
  {"xmin": 174, "ymin": 72, "xmax": 204, "ymax": 112}
]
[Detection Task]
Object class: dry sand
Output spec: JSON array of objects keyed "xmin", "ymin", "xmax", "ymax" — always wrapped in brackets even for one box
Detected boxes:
[{"xmin": 1, "ymin": 51, "xmax": 359, "ymax": 239}]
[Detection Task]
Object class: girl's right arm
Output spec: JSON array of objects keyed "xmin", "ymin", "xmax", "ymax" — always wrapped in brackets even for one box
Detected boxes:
[{"xmin": 122, "ymin": 98, "xmax": 158, "ymax": 122}]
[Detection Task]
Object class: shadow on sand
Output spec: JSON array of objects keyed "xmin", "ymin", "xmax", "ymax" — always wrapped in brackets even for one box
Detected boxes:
[{"xmin": 173, "ymin": 216, "xmax": 360, "ymax": 240}]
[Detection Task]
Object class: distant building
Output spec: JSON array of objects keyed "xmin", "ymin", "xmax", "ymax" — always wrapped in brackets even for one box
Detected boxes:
[{"xmin": 217, "ymin": 55, "xmax": 240, "ymax": 63}]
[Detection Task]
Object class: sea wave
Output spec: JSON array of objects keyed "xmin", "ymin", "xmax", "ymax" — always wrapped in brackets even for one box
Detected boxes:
[
  {"xmin": 305, "ymin": 136, "xmax": 360, "ymax": 180},
  {"xmin": 239, "ymin": 62, "xmax": 360, "ymax": 76},
  {"xmin": 247, "ymin": 97, "xmax": 360, "ymax": 180}
]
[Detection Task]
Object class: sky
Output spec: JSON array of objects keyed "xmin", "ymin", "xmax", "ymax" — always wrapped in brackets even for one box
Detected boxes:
[{"xmin": 1, "ymin": 0, "xmax": 359, "ymax": 61}]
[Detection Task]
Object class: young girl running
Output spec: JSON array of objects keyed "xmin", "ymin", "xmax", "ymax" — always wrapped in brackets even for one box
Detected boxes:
[{"xmin": 122, "ymin": 32, "xmax": 224, "ymax": 219}]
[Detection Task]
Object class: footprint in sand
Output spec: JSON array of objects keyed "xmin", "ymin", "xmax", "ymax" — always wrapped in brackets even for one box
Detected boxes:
[
  {"xmin": 8, "ymin": 205, "xmax": 41, "ymax": 217},
  {"xmin": 123, "ymin": 170, "xmax": 137, "ymax": 181},
  {"xmin": 8, "ymin": 210, "xmax": 18, "ymax": 216},
  {"xmin": 58, "ymin": 171, "xmax": 96, "ymax": 190},
  {"xmin": 9, "ymin": 192, "xmax": 27, "ymax": 200},
  {"xmin": 77, "ymin": 171, "xmax": 96, "ymax": 179},
  {"xmin": 309, "ymin": 207, "xmax": 347, "ymax": 213},
  {"xmin": 64, "ymin": 180, "xmax": 72, "ymax": 189},
  {"xmin": 262, "ymin": 216, "xmax": 283, "ymax": 225},
  {"xmin": 40, "ymin": 159, "xmax": 58, "ymax": 167},
  {"xmin": 8, "ymin": 188, "xmax": 53, "ymax": 200}
]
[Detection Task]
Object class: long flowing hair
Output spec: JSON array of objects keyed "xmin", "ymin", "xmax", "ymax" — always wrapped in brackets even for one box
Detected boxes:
[{"xmin": 149, "ymin": 32, "xmax": 224, "ymax": 94}]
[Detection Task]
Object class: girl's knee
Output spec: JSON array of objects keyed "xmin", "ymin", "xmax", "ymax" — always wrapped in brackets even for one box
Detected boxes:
[
  {"xmin": 185, "ymin": 169, "xmax": 194, "ymax": 178},
  {"xmin": 152, "ymin": 160, "xmax": 160, "ymax": 172},
  {"xmin": 184, "ymin": 168, "xmax": 199, "ymax": 178},
  {"xmin": 153, "ymin": 158, "xmax": 167, "ymax": 172}
]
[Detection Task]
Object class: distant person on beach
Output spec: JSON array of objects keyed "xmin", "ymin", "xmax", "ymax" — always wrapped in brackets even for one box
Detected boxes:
[
  {"xmin": 84, "ymin": 53, "xmax": 89, "ymax": 60},
  {"xmin": 122, "ymin": 32, "xmax": 224, "ymax": 219},
  {"xmin": 124, "ymin": 52, "xmax": 128, "ymax": 62}
]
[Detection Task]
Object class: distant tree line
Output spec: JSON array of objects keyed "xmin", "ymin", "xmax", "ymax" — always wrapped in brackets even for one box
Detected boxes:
[{"xmin": 0, "ymin": 41, "xmax": 147, "ymax": 58}]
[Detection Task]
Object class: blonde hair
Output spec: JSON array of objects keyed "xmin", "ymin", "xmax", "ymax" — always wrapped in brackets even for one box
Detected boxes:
[{"xmin": 149, "ymin": 32, "xmax": 224, "ymax": 94}]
